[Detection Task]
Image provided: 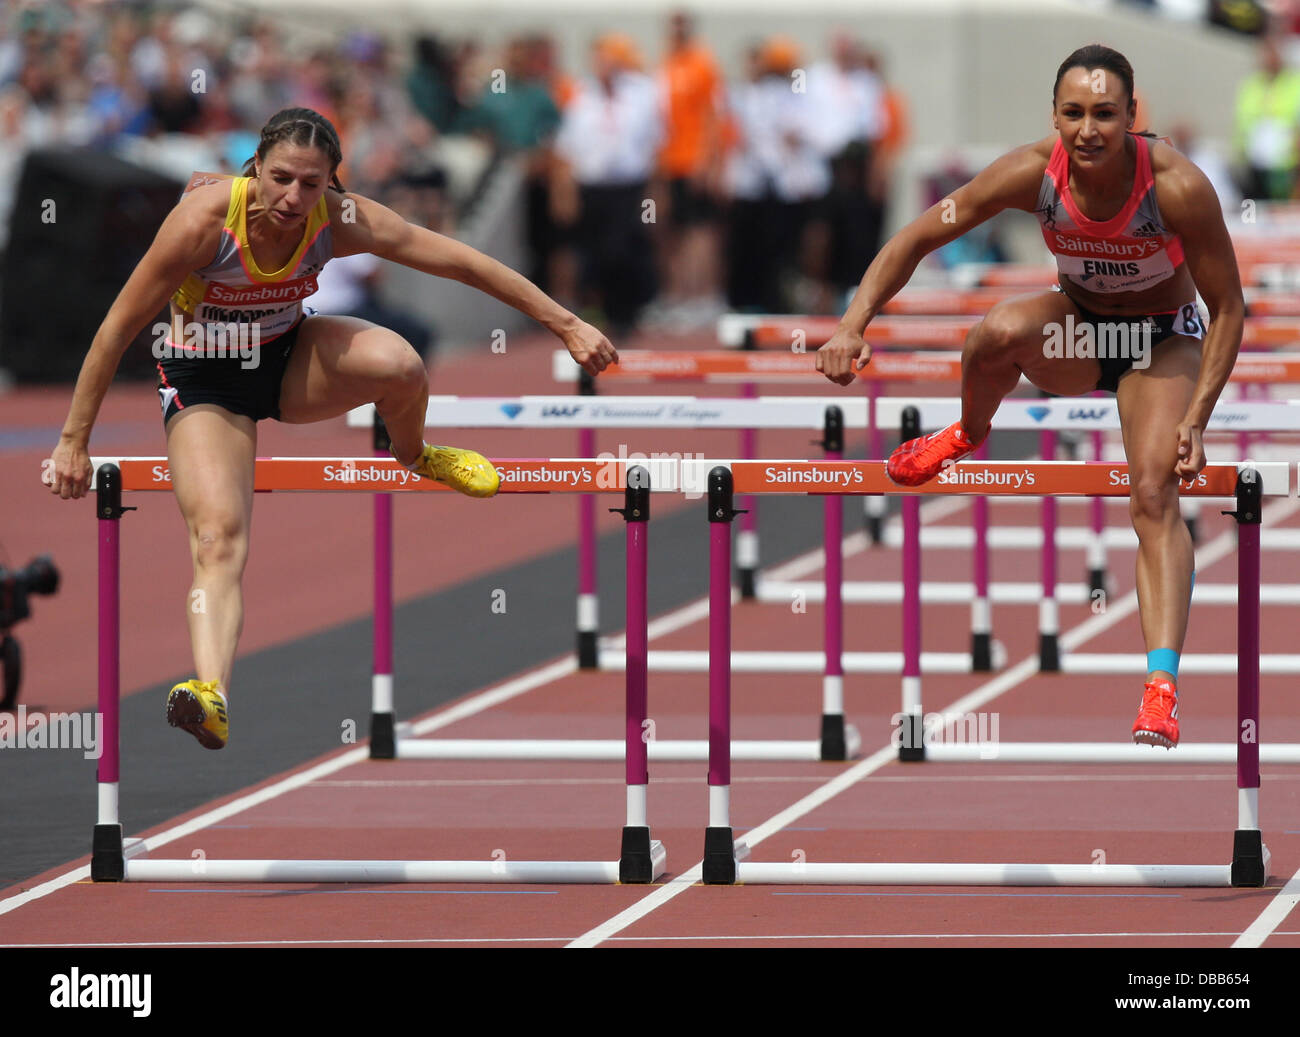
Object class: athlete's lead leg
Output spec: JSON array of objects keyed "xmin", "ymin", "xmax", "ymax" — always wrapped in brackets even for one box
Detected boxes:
[
  {"xmin": 889, "ymin": 291, "xmax": 1099, "ymax": 486},
  {"xmin": 279, "ymin": 315, "xmax": 498, "ymax": 497}
]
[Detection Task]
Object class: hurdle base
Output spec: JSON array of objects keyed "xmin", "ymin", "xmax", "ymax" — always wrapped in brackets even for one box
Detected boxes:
[
  {"xmin": 1087, "ymin": 567, "xmax": 1109, "ymax": 598},
  {"xmin": 369, "ymin": 711, "xmax": 396, "ymax": 760},
  {"xmin": 1039, "ymin": 633, "xmax": 1060, "ymax": 672},
  {"xmin": 90, "ymin": 823, "xmax": 124, "ymax": 882},
  {"xmin": 819, "ymin": 715, "xmax": 860, "ymax": 761},
  {"xmin": 618, "ymin": 828, "xmax": 666, "ymax": 884},
  {"xmin": 703, "ymin": 827, "xmax": 750, "ymax": 885},
  {"xmin": 577, "ymin": 630, "xmax": 598, "ymax": 670},
  {"xmin": 738, "ymin": 567, "xmax": 756, "ymax": 601},
  {"xmin": 897, "ymin": 714, "xmax": 925, "ymax": 762},
  {"xmin": 971, "ymin": 632, "xmax": 992, "ymax": 673},
  {"xmin": 1231, "ymin": 830, "xmax": 1269, "ymax": 888}
]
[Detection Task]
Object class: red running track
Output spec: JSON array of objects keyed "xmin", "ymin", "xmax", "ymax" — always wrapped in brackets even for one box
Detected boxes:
[{"xmin": 1, "ymin": 331, "xmax": 1298, "ymax": 960}]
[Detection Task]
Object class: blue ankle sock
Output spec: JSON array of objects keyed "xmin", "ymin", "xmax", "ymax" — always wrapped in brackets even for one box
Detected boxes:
[{"xmin": 1147, "ymin": 649, "xmax": 1180, "ymax": 682}]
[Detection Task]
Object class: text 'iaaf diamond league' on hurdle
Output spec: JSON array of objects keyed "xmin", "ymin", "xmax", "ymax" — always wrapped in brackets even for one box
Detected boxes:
[{"xmin": 86, "ymin": 456, "xmax": 1285, "ymax": 888}]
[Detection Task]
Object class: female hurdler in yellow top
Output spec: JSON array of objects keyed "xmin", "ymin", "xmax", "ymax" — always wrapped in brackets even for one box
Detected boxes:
[{"xmin": 46, "ymin": 107, "xmax": 618, "ymax": 747}]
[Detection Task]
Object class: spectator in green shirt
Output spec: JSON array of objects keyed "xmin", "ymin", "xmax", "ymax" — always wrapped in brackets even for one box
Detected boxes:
[
  {"xmin": 1235, "ymin": 34, "xmax": 1300, "ymax": 200},
  {"xmin": 462, "ymin": 37, "xmax": 560, "ymax": 152}
]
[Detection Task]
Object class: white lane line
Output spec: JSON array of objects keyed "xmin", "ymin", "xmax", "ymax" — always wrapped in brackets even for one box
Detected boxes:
[
  {"xmin": 1234, "ymin": 867, "xmax": 1300, "ymax": 947},
  {"xmin": 568, "ymin": 500, "xmax": 1299, "ymax": 948}
]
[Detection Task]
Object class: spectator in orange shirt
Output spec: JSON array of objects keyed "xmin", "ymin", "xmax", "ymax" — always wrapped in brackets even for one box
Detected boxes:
[{"xmin": 655, "ymin": 10, "xmax": 726, "ymax": 326}]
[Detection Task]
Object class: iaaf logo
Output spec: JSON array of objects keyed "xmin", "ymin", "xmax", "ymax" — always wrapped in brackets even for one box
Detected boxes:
[
  {"xmin": 50, "ymin": 968, "xmax": 150, "ymax": 1016},
  {"xmin": 1027, "ymin": 405, "xmax": 1112, "ymax": 423}
]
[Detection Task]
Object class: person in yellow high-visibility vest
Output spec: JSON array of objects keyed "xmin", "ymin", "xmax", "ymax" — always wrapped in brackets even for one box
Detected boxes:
[{"xmin": 1234, "ymin": 34, "xmax": 1300, "ymax": 201}]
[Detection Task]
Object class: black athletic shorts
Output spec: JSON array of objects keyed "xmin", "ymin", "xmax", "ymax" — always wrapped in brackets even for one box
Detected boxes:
[
  {"xmin": 155, "ymin": 315, "xmax": 307, "ymax": 425},
  {"xmin": 1054, "ymin": 286, "xmax": 1206, "ymax": 393}
]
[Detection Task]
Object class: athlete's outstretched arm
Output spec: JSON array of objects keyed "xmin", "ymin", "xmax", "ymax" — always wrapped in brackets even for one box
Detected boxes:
[
  {"xmin": 46, "ymin": 191, "xmax": 224, "ymax": 499},
  {"xmin": 816, "ymin": 143, "xmax": 1046, "ymax": 385},
  {"xmin": 332, "ymin": 193, "xmax": 617, "ymax": 376},
  {"xmin": 1157, "ymin": 159, "xmax": 1245, "ymax": 480}
]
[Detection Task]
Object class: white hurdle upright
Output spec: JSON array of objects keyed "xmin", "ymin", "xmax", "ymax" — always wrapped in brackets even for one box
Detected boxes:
[
  {"xmin": 347, "ymin": 396, "xmax": 866, "ymax": 762},
  {"xmin": 87, "ymin": 457, "xmax": 666, "ymax": 885},
  {"xmin": 691, "ymin": 459, "xmax": 1273, "ymax": 888}
]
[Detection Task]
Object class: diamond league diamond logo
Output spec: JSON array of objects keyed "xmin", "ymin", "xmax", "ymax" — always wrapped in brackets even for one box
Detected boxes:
[
  {"xmin": 1027, "ymin": 406, "xmax": 1050, "ymax": 422},
  {"xmin": 500, "ymin": 403, "xmax": 524, "ymax": 420}
]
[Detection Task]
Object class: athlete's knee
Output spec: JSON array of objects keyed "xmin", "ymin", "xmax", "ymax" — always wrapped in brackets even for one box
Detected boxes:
[
  {"xmin": 964, "ymin": 312, "xmax": 1030, "ymax": 370},
  {"xmin": 380, "ymin": 340, "xmax": 427, "ymax": 395},
  {"xmin": 190, "ymin": 516, "xmax": 249, "ymax": 571},
  {"xmin": 1128, "ymin": 475, "xmax": 1180, "ymax": 527}
]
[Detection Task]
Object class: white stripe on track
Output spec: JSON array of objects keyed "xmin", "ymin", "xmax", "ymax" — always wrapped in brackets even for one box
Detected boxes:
[
  {"xmin": 568, "ymin": 498, "xmax": 1300, "ymax": 948},
  {"xmin": 1234, "ymin": 868, "xmax": 1300, "ymax": 947}
]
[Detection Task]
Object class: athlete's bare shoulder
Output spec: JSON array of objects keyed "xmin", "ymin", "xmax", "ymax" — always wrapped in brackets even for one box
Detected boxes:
[
  {"xmin": 153, "ymin": 175, "xmax": 232, "ymax": 267},
  {"xmin": 965, "ymin": 136, "xmax": 1054, "ymax": 213},
  {"xmin": 1145, "ymin": 136, "xmax": 1219, "ymax": 224}
]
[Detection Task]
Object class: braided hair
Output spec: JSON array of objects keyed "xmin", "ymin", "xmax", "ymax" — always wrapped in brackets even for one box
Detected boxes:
[{"xmin": 242, "ymin": 107, "xmax": 347, "ymax": 190}]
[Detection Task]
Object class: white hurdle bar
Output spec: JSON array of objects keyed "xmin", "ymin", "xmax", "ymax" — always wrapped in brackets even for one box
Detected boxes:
[
  {"xmin": 348, "ymin": 396, "xmax": 865, "ymax": 762},
  {"xmin": 87, "ymin": 457, "xmax": 667, "ymax": 885},
  {"xmin": 693, "ymin": 460, "xmax": 1271, "ymax": 888}
]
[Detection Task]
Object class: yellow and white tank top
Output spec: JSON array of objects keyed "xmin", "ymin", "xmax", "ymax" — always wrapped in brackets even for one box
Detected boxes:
[{"xmin": 171, "ymin": 176, "xmax": 333, "ymax": 344}]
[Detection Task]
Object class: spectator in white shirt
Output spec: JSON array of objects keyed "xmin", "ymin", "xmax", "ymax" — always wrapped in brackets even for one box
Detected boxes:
[
  {"xmin": 553, "ymin": 34, "xmax": 665, "ymax": 336},
  {"xmin": 723, "ymin": 37, "xmax": 826, "ymax": 312}
]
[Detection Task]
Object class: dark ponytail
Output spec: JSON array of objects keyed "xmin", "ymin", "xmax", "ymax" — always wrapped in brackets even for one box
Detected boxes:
[
  {"xmin": 1052, "ymin": 45, "xmax": 1157, "ymax": 138},
  {"xmin": 242, "ymin": 107, "xmax": 347, "ymax": 191}
]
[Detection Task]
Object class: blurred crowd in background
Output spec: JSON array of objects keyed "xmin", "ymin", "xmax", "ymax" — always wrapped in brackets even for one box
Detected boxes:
[
  {"xmin": 6, "ymin": 0, "xmax": 1299, "ymax": 345},
  {"xmin": 0, "ymin": 0, "xmax": 909, "ymax": 341}
]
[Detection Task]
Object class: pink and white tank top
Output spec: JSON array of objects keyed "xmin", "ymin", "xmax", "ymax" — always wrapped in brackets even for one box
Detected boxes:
[{"xmin": 1034, "ymin": 135, "xmax": 1184, "ymax": 295}]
